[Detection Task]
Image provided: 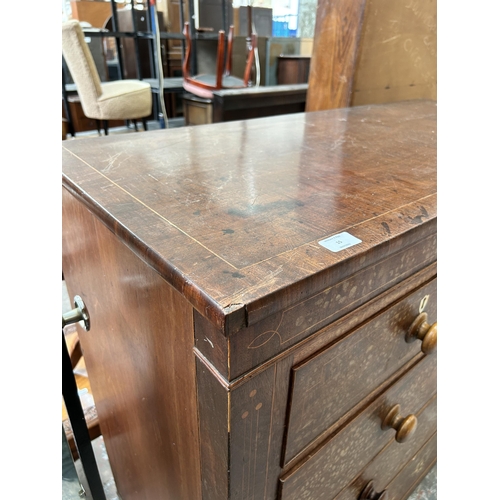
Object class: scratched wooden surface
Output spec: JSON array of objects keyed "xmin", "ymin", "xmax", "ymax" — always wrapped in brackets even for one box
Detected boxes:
[
  {"xmin": 62, "ymin": 190, "xmax": 202, "ymax": 500},
  {"xmin": 62, "ymin": 100, "xmax": 437, "ymax": 335}
]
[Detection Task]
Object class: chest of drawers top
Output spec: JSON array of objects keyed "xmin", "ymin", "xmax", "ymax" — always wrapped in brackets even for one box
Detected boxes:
[{"xmin": 62, "ymin": 100, "xmax": 437, "ymax": 337}]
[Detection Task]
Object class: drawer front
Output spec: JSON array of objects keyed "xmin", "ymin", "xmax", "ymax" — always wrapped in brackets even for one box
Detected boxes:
[
  {"xmin": 387, "ymin": 435, "xmax": 437, "ymax": 500},
  {"xmin": 229, "ymin": 239, "xmax": 436, "ymax": 379},
  {"xmin": 333, "ymin": 395, "xmax": 437, "ymax": 500},
  {"xmin": 283, "ymin": 279, "xmax": 436, "ymax": 463},
  {"xmin": 279, "ymin": 354, "xmax": 436, "ymax": 500}
]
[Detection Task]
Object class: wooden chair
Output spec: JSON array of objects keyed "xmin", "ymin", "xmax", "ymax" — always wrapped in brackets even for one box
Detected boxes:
[
  {"xmin": 62, "ymin": 20, "xmax": 152, "ymax": 135},
  {"xmin": 182, "ymin": 22, "xmax": 257, "ymax": 99}
]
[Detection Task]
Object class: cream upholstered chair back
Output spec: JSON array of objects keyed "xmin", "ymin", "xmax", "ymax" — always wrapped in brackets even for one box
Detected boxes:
[
  {"xmin": 62, "ymin": 20, "xmax": 152, "ymax": 134},
  {"xmin": 62, "ymin": 20, "xmax": 103, "ymax": 119}
]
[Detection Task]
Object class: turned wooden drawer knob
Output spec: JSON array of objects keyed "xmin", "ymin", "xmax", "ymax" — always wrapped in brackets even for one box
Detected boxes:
[
  {"xmin": 406, "ymin": 312, "xmax": 437, "ymax": 354},
  {"xmin": 359, "ymin": 480, "xmax": 387, "ymax": 500},
  {"xmin": 382, "ymin": 404, "xmax": 417, "ymax": 443}
]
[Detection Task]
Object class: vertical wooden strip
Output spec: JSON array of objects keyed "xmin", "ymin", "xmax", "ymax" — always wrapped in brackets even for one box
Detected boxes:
[
  {"xmin": 229, "ymin": 365, "xmax": 278, "ymax": 500},
  {"xmin": 196, "ymin": 357, "xmax": 229, "ymax": 499},
  {"xmin": 306, "ymin": 0, "xmax": 366, "ymax": 111}
]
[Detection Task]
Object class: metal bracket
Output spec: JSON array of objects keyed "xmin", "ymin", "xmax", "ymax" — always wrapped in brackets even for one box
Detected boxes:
[{"xmin": 62, "ymin": 295, "xmax": 90, "ymax": 331}]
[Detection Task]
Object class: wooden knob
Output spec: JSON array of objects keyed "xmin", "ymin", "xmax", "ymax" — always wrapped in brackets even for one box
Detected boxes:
[
  {"xmin": 359, "ymin": 480, "xmax": 388, "ymax": 500},
  {"xmin": 406, "ymin": 312, "xmax": 437, "ymax": 354},
  {"xmin": 382, "ymin": 404, "xmax": 417, "ymax": 443}
]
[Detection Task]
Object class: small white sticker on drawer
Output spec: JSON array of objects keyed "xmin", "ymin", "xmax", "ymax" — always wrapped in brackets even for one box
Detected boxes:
[{"xmin": 319, "ymin": 232, "xmax": 362, "ymax": 252}]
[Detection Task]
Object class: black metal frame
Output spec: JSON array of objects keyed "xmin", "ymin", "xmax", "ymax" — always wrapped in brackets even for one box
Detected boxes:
[{"xmin": 62, "ymin": 330, "xmax": 106, "ymax": 500}]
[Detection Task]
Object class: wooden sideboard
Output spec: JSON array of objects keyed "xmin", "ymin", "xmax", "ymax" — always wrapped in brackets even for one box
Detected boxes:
[
  {"xmin": 212, "ymin": 84, "xmax": 308, "ymax": 123},
  {"xmin": 62, "ymin": 100, "xmax": 437, "ymax": 500},
  {"xmin": 183, "ymin": 84, "xmax": 308, "ymax": 126}
]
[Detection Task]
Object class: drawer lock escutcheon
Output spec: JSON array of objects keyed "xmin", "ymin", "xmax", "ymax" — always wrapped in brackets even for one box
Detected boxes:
[
  {"xmin": 359, "ymin": 480, "xmax": 387, "ymax": 500},
  {"xmin": 406, "ymin": 312, "xmax": 437, "ymax": 355},
  {"xmin": 382, "ymin": 404, "xmax": 417, "ymax": 443}
]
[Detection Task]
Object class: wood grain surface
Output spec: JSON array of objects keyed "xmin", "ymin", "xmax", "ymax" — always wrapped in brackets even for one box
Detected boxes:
[
  {"xmin": 62, "ymin": 100, "xmax": 437, "ymax": 336},
  {"xmin": 228, "ymin": 235, "xmax": 436, "ymax": 379},
  {"xmin": 351, "ymin": 0, "xmax": 436, "ymax": 106},
  {"xmin": 62, "ymin": 190, "xmax": 202, "ymax": 500},
  {"xmin": 283, "ymin": 279, "xmax": 436, "ymax": 463},
  {"xmin": 279, "ymin": 354, "xmax": 436, "ymax": 500},
  {"xmin": 306, "ymin": 0, "xmax": 367, "ymax": 111},
  {"xmin": 194, "ymin": 263, "xmax": 436, "ymax": 382},
  {"xmin": 385, "ymin": 433, "xmax": 437, "ymax": 499},
  {"xmin": 62, "ymin": 100, "xmax": 437, "ymax": 500},
  {"xmin": 307, "ymin": 0, "xmax": 436, "ymax": 109},
  {"xmin": 191, "ymin": 267, "xmax": 436, "ymax": 500},
  {"xmin": 334, "ymin": 395, "xmax": 436, "ymax": 500}
]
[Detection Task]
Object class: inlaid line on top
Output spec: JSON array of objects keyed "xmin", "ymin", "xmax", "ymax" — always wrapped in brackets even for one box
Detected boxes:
[
  {"xmin": 63, "ymin": 146, "xmax": 436, "ymax": 274},
  {"xmin": 63, "ymin": 146, "xmax": 239, "ymax": 270},
  {"xmin": 233, "ymin": 193, "xmax": 437, "ymax": 272}
]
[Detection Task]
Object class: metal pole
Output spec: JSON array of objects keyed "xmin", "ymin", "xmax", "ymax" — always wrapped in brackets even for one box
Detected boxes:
[
  {"xmin": 188, "ymin": 0, "xmax": 197, "ymax": 74},
  {"xmin": 222, "ymin": 0, "xmax": 227, "ymax": 33},
  {"xmin": 146, "ymin": 0, "xmax": 157, "ymax": 79},
  {"xmin": 62, "ymin": 64, "xmax": 75, "ymax": 137},
  {"xmin": 130, "ymin": 0, "xmax": 143, "ymax": 80},
  {"xmin": 110, "ymin": 0, "xmax": 124, "ymax": 79},
  {"xmin": 180, "ymin": 0, "xmax": 186, "ymax": 60},
  {"xmin": 62, "ymin": 331, "xmax": 106, "ymax": 500}
]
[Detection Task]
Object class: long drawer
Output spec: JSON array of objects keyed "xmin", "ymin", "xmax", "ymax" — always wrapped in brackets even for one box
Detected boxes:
[
  {"xmin": 333, "ymin": 394, "xmax": 437, "ymax": 500},
  {"xmin": 283, "ymin": 279, "xmax": 437, "ymax": 464},
  {"xmin": 279, "ymin": 354, "xmax": 436, "ymax": 500}
]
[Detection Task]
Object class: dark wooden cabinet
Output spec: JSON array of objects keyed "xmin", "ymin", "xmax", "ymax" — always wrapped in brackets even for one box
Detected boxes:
[
  {"xmin": 277, "ymin": 55, "xmax": 311, "ymax": 84},
  {"xmin": 62, "ymin": 100, "xmax": 437, "ymax": 500}
]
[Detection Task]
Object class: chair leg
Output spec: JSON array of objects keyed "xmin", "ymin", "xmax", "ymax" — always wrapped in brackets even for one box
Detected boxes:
[
  {"xmin": 103, "ymin": 120, "xmax": 109, "ymax": 136},
  {"xmin": 133, "ymin": 119, "xmax": 139, "ymax": 132},
  {"xmin": 96, "ymin": 119, "xmax": 102, "ymax": 136},
  {"xmin": 142, "ymin": 118, "xmax": 148, "ymax": 131}
]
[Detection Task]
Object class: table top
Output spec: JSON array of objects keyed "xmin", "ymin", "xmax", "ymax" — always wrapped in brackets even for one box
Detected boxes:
[{"xmin": 62, "ymin": 100, "xmax": 437, "ymax": 334}]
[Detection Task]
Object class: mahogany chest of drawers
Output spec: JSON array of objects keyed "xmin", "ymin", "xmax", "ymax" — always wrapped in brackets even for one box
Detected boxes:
[{"xmin": 62, "ymin": 100, "xmax": 437, "ymax": 500}]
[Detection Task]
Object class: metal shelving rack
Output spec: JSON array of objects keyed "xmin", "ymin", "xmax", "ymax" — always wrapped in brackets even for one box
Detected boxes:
[
  {"xmin": 63, "ymin": 0, "xmax": 230, "ymax": 134},
  {"xmin": 63, "ymin": 0, "xmax": 189, "ymax": 135}
]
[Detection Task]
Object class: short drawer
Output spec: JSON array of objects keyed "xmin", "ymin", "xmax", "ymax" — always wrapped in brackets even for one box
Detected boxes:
[
  {"xmin": 283, "ymin": 279, "xmax": 436, "ymax": 463},
  {"xmin": 333, "ymin": 394, "xmax": 437, "ymax": 500},
  {"xmin": 279, "ymin": 354, "xmax": 436, "ymax": 500}
]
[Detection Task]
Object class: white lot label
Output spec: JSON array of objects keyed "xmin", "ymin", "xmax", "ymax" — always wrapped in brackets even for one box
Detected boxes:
[{"xmin": 319, "ymin": 232, "xmax": 362, "ymax": 253}]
